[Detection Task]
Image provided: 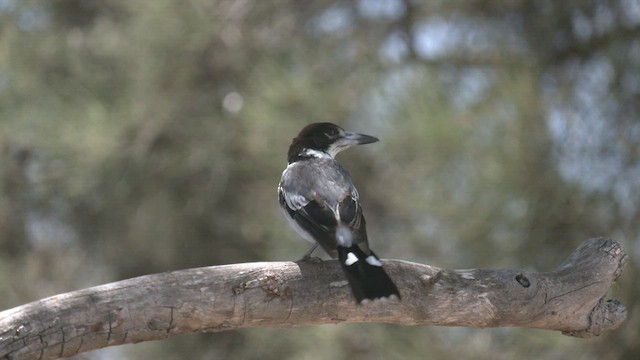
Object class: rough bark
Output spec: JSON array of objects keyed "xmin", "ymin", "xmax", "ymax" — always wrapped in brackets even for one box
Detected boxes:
[{"xmin": 0, "ymin": 237, "xmax": 628, "ymax": 360}]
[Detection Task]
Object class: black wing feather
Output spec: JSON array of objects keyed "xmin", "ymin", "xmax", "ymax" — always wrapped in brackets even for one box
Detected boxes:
[{"xmin": 292, "ymin": 201, "xmax": 339, "ymax": 256}]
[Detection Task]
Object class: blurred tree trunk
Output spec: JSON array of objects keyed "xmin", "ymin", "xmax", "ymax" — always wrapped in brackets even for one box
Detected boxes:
[{"xmin": 0, "ymin": 145, "xmax": 30, "ymax": 256}]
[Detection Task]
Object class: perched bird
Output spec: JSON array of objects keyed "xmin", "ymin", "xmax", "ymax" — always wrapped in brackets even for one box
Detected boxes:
[{"xmin": 278, "ymin": 122, "xmax": 400, "ymax": 303}]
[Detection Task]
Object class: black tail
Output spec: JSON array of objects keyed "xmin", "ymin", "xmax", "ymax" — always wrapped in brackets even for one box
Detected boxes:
[{"xmin": 337, "ymin": 246, "xmax": 401, "ymax": 304}]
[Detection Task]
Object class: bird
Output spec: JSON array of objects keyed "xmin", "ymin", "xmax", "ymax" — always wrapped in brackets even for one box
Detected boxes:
[{"xmin": 277, "ymin": 122, "xmax": 400, "ymax": 304}]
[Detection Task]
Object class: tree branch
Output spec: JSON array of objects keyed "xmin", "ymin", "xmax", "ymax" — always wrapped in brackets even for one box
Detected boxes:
[{"xmin": 0, "ymin": 237, "xmax": 627, "ymax": 359}]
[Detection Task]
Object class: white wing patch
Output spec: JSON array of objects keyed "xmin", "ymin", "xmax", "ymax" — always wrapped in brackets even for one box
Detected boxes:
[
  {"xmin": 279, "ymin": 164, "xmax": 312, "ymax": 211},
  {"xmin": 284, "ymin": 192, "xmax": 309, "ymax": 210},
  {"xmin": 351, "ymin": 186, "xmax": 359, "ymax": 201}
]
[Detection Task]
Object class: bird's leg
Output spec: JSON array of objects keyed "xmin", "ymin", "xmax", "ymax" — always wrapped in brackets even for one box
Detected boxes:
[{"xmin": 299, "ymin": 243, "xmax": 321, "ymax": 262}]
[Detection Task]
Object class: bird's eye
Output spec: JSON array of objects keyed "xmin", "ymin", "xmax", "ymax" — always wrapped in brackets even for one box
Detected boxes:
[{"xmin": 326, "ymin": 128, "xmax": 338, "ymax": 137}]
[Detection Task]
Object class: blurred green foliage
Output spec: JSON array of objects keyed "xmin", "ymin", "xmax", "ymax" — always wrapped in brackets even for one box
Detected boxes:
[{"xmin": 1, "ymin": 1, "xmax": 638, "ymax": 359}]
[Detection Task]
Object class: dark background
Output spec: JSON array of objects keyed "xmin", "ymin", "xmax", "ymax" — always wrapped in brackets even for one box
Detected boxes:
[{"xmin": 1, "ymin": 1, "xmax": 638, "ymax": 359}]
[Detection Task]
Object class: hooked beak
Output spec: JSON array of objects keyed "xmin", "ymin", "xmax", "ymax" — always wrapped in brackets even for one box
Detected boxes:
[
  {"xmin": 326, "ymin": 131, "xmax": 379, "ymax": 158},
  {"xmin": 341, "ymin": 131, "xmax": 379, "ymax": 146}
]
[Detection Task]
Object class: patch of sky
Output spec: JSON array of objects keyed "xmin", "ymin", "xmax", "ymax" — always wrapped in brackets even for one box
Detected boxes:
[
  {"xmin": 17, "ymin": 6, "xmax": 48, "ymax": 31},
  {"xmin": 379, "ymin": 31, "xmax": 409, "ymax": 64},
  {"xmin": 621, "ymin": 0, "xmax": 640, "ymax": 27},
  {"xmin": 0, "ymin": 0, "xmax": 15, "ymax": 12},
  {"xmin": 309, "ymin": 3, "xmax": 354, "ymax": 36},
  {"xmin": 413, "ymin": 15, "xmax": 527, "ymax": 60},
  {"xmin": 546, "ymin": 57, "xmax": 639, "ymax": 218},
  {"xmin": 356, "ymin": 0, "xmax": 405, "ymax": 21}
]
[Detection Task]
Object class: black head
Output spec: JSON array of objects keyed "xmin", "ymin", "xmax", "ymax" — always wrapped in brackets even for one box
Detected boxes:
[{"xmin": 287, "ymin": 122, "xmax": 379, "ymax": 163}]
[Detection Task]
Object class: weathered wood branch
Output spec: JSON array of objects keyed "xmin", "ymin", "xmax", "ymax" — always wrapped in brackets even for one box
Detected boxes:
[{"xmin": 0, "ymin": 237, "xmax": 627, "ymax": 360}]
